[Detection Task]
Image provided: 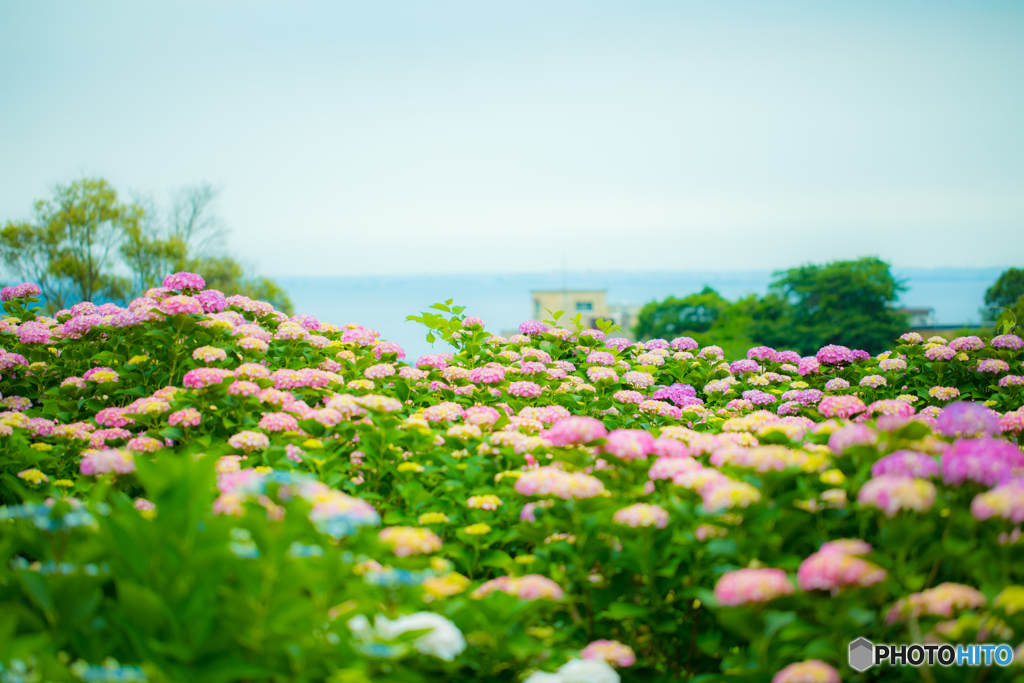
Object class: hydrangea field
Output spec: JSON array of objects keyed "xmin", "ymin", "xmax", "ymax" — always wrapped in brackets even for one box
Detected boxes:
[{"xmin": 2, "ymin": 273, "xmax": 1024, "ymax": 683}]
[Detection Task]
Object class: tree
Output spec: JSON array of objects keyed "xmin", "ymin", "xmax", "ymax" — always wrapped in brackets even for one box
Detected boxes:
[
  {"xmin": 750, "ymin": 257, "xmax": 908, "ymax": 355},
  {"xmin": 0, "ymin": 178, "xmax": 143, "ymax": 310},
  {"xmin": 634, "ymin": 286, "xmax": 729, "ymax": 338},
  {"xmin": 634, "ymin": 287, "xmax": 755, "ymax": 359},
  {"xmin": 984, "ymin": 268, "xmax": 1024, "ymax": 322},
  {"xmin": 2, "ymin": 177, "xmax": 293, "ymax": 314}
]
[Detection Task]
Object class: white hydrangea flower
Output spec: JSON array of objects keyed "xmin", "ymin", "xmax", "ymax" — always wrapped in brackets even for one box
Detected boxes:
[{"xmin": 374, "ymin": 612, "xmax": 466, "ymax": 661}]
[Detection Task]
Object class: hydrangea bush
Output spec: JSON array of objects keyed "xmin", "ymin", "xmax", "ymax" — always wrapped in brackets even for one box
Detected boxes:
[{"xmin": 1, "ymin": 274, "xmax": 1024, "ymax": 682}]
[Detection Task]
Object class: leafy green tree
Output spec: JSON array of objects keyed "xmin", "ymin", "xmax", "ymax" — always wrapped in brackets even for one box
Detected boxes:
[
  {"xmin": 0, "ymin": 178, "xmax": 143, "ymax": 310},
  {"xmin": 750, "ymin": 257, "xmax": 908, "ymax": 355},
  {"xmin": 984, "ymin": 267, "xmax": 1024, "ymax": 323},
  {"xmin": 634, "ymin": 287, "xmax": 755, "ymax": 359},
  {"xmin": 634, "ymin": 286, "xmax": 728, "ymax": 338},
  {"xmin": 2, "ymin": 178, "xmax": 293, "ymax": 314}
]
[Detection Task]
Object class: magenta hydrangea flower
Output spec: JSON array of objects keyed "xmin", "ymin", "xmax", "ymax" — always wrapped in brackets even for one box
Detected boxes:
[
  {"xmin": 714, "ymin": 568, "xmax": 794, "ymax": 606},
  {"xmin": 816, "ymin": 345, "xmax": 854, "ymax": 365},
  {"xmin": 936, "ymin": 401, "xmax": 1001, "ymax": 437},
  {"xmin": 195, "ymin": 289, "xmax": 227, "ymax": 313},
  {"xmin": 670, "ymin": 336, "xmax": 698, "ymax": 351},
  {"xmin": 0, "ymin": 282, "xmax": 42, "ymax": 301},
  {"xmin": 941, "ymin": 438, "xmax": 1024, "ymax": 487},
  {"xmin": 518, "ymin": 320, "xmax": 551, "ymax": 335},
  {"xmin": 992, "ymin": 334, "xmax": 1023, "ymax": 350},
  {"xmin": 742, "ymin": 390, "xmax": 776, "ymax": 406},
  {"xmin": 746, "ymin": 346, "xmax": 778, "ymax": 362},
  {"xmin": 871, "ymin": 450, "xmax": 940, "ymax": 478},
  {"xmin": 949, "ymin": 335, "xmax": 985, "ymax": 351},
  {"xmin": 163, "ymin": 272, "xmax": 206, "ymax": 291},
  {"xmin": 730, "ymin": 359, "xmax": 761, "ymax": 374},
  {"xmin": 605, "ymin": 337, "xmax": 631, "ymax": 351}
]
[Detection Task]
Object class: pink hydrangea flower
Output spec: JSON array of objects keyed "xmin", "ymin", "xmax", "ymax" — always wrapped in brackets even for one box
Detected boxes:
[
  {"xmin": 508, "ymin": 381, "xmax": 543, "ymax": 398},
  {"xmin": 941, "ymin": 437, "xmax": 1024, "ymax": 487},
  {"xmin": 816, "ymin": 345, "xmax": 854, "ymax": 365},
  {"xmin": 163, "ymin": 272, "xmax": 206, "ymax": 291},
  {"xmin": 378, "ymin": 526, "xmax": 443, "ymax": 556},
  {"xmin": 258, "ymin": 412, "xmax": 299, "ymax": 432},
  {"xmin": 971, "ymin": 481, "xmax": 1024, "ymax": 523},
  {"xmin": 818, "ymin": 395, "xmax": 867, "ymax": 419},
  {"xmin": 183, "ymin": 367, "xmax": 233, "ymax": 389},
  {"xmin": 228, "ymin": 430, "xmax": 270, "ymax": 452},
  {"xmin": 857, "ymin": 475, "xmax": 936, "ymax": 516},
  {"xmin": 603, "ymin": 429, "xmax": 655, "ymax": 461},
  {"xmin": 159, "ymin": 295, "xmax": 204, "ymax": 316},
  {"xmin": 871, "ymin": 450, "xmax": 939, "ymax": 478},
  {"xmin": 924, "ymin": 345, "xmax": 956, "ymax": 361},
  {"xmin": 714, "ymin": 568, "xmax": 794, "ymax": 606},
  {"xmin": 612, "ymin": 503, "xmax": 668, "ymax": 528},
  {"xmin": 771, "ymin": 660, "xmax": 840, "ymax": 683},
  {"xmin": 991, "ymin": 334, "xmax": 1023, "ymax": 350},
  {"xmin": 797, "ymin": 543, "xmax": 886, "ymax": 592},
  {"xmin": 168, "ymin": 408, "xmax": 201, "ymax": 428},
  {"xmin": 580, "ymin": 640, "xmax": 636, "ymax": 667},
  {"xmin": 543, "ymin": 417, "xmax": 608, "ymax": 446},
  {"xmin": 80, "ymin": 448, "xmax": 136, "ymax": 475},
  {"xmin": 472, "ymin": 574, "xmax": 563, "ymax": 601}
]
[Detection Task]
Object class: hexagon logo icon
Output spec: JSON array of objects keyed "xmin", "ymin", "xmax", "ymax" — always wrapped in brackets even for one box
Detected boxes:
[{"xmin": 849, "ymin": 637, "xmax": 874, "ymax": 672}]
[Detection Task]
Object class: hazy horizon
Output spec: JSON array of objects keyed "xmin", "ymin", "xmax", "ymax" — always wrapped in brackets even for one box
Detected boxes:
[{"xmin": 2, "ymin": 1, "xmax": 1023, "ymax": 278}]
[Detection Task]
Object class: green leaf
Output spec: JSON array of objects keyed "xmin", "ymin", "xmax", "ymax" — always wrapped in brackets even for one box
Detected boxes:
[{"xmin": 600, "ymin": 602, "xmax": 649, "ymax": 620}]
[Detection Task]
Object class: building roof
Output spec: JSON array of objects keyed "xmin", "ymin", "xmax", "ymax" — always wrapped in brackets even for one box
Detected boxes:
[{"xmin": 530, "ymin": 289, "xmax": 607, "ymax": 294}]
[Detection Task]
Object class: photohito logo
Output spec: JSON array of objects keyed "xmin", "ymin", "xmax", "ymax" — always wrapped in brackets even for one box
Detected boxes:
[{"xmin": 849, "ymin": 638, "xmax": 1014, "ymax": 671}]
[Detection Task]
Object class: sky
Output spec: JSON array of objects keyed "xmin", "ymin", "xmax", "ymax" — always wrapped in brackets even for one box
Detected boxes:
[{"xmin": 1, "ymin": 1, "xmax": 1023, "ymax": 277}]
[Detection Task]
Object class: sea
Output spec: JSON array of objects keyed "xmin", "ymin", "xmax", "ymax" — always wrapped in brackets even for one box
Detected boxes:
[{"xmin": 277, "ymin": 267, "xmax": 1006, "ymax": 361}]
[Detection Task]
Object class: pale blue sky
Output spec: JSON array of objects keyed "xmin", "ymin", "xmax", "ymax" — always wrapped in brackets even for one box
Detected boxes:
[{"xmin": 1, "ymin": 1, "xmax": 1022, "ymax": 276}]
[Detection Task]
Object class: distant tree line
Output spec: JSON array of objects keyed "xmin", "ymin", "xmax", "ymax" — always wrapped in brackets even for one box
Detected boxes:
[
  {"xmin": 0, "ymin": 177, "xmax": 292, "ymax": 314},
  {"xmin": 635, "ymin": 258, "xmax": 1024, "ymax": 358},
  {"xmin": 633, "ymin": 257, "xmax": 910, "ymax": 357}
]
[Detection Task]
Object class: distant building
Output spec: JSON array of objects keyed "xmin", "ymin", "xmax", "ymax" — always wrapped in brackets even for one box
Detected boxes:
[
  {"xmin": 529, "ymin": 290, "xmax": 641, "ymax": 339},
  {"xmin": 896, "ymin": 307, "xmax": 936, "ymax": 327},
  {"xmin": 894, "ymin": 306, "xmax": 985, "ymax": 338}
]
